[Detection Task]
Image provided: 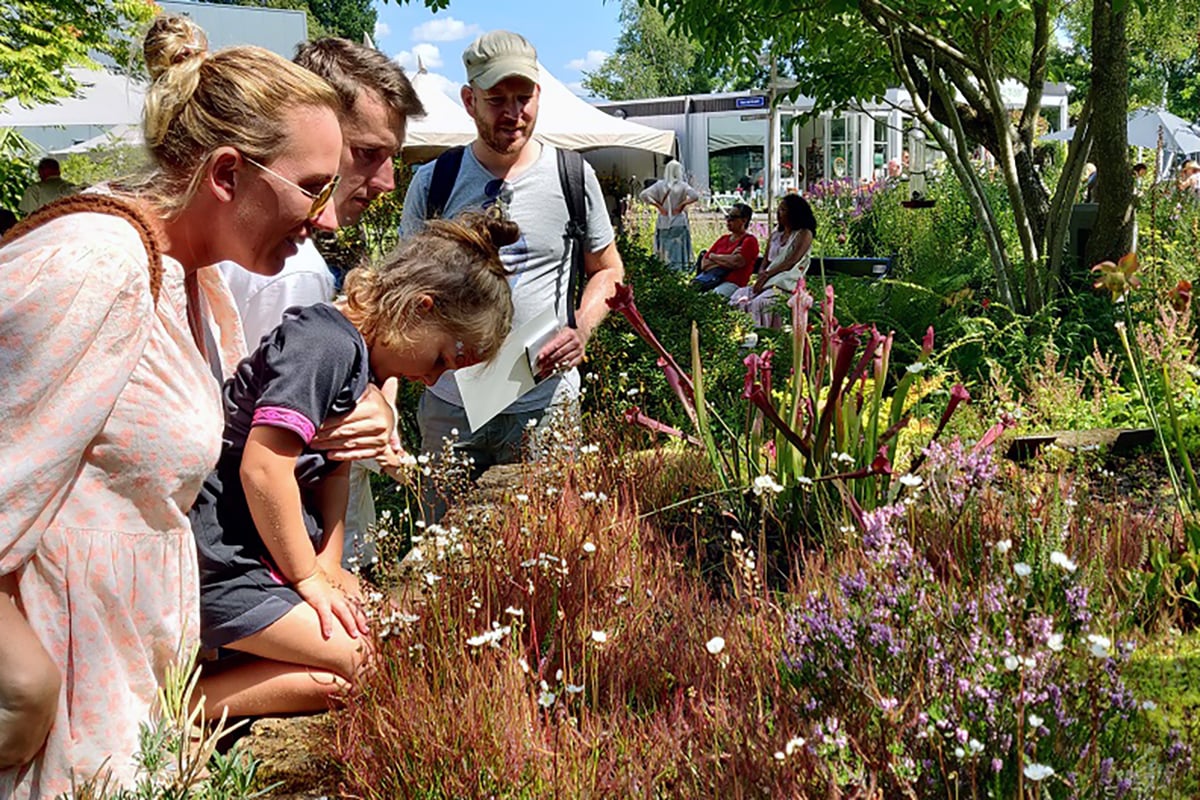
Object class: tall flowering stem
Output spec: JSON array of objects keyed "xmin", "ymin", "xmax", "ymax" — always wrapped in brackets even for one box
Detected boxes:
[{"xmin": 606, "ymin": 283, "xmax": 696, "ymax": 414}]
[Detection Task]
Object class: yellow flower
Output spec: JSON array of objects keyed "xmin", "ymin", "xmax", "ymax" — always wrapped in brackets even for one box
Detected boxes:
[{"xmin": 1091, "ymin": 252, "xmax": 1141, "ymax": 301}]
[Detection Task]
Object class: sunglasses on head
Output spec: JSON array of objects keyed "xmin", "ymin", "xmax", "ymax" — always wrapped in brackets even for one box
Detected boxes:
[{"xmin": 243, "ymin": 155, "xmax": 340, "ymax": 221}]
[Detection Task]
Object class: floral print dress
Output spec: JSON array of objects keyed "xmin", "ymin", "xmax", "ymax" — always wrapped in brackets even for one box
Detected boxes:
[{"xmin": 0, "ymin": 211, "xmax": 236, "ymax": 798}]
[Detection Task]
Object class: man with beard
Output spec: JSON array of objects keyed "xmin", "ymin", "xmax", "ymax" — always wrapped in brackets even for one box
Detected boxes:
[
  {"xmin": 400, "ymin": 30, "xmax": 623, "ymax": 515},
  {"xmin": 220, "ymin": 37, "xmax": 425, "ymax": 566}
]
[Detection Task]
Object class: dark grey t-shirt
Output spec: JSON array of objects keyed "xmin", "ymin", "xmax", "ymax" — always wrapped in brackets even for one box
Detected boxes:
[{"xmin": 400, "ymin": 143, "xmax": 614, "ymax": 412}]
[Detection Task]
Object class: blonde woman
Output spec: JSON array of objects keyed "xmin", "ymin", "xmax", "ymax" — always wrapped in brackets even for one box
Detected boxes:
[
  {"xmin": 640, "ymin": 159, "xmax": 701, "ymax": 271},
  {"xmin": 0, "ymin": 15, "xmax": 345, "ymax": 797}
]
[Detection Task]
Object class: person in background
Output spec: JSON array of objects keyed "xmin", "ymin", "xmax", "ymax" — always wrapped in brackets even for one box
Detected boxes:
[
  {"xmin": 400, "ymin": 30, "xmax": 622, "ymax": 518},
  {"xmin": 1177, "ymin": 160, "xmax": 1200, "ymax": 195},
  {"xmin": 729, "ymin": 193, "xmax": 817, "ymax": 329},
  {"xmin": 0, "ymin": 14, "xmax": 343, "ymax": 797},
  {"xmin": 219, "ymin": 37, "xmax": 425, "ymax": 570},
  {"xmin": 692, "ymin": 202, "xmax": 759, "ymax": 298},
  {"xmin": 640, "ymin": 159, "xmax": 700, "ymax": 271},
  {"xmin": 17, "ymin": 158, "xmax": 75, "ymax": 216}
]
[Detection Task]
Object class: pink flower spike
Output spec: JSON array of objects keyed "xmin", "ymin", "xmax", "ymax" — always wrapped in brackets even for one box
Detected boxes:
[
  {"xmin": 921, "ymin": 326, "xmax": 935, "ymax": 359},
  {"xmin": 932, "ymin": 383, "xmax": 971, "ymax": 441}
]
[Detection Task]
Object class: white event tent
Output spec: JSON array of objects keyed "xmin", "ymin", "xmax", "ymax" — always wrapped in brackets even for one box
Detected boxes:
[{"xmin": 403, "ymin": 63, "xmax": 675, "ymax": 164}]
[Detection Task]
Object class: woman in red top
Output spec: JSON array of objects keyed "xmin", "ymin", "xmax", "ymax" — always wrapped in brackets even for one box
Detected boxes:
[{"xmin": 692, "ymin": 202, "xmax": 760, "ymax": 297}]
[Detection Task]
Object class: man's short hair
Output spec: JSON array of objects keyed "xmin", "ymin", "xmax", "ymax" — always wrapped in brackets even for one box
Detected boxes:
[
  {"xmin": 37, "ymin": 157, "xmax": 59, "ymax": 173},
  {"xmin": 294, "ymin": 38, "xmax": 425, "ymax": 128}
]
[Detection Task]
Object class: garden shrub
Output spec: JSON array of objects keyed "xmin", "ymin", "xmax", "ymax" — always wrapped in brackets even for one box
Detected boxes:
[
  {"xmin": 586, "ymin": 235, "xmax": 749, "ymax": 433},
  {"xmin": 781, "ymin": 438, "xmax": 1192, "ymax": 798}
]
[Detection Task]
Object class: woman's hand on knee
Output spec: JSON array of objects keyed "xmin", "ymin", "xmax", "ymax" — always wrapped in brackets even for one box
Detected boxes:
[{"xmin": 0, "ymin": 585, "xmax": 61, "ymax": 768}]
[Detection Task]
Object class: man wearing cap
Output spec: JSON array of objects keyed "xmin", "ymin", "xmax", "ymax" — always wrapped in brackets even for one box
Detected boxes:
[{"xmin": 400, "ymin": 30, "xmax": 623, "ymax": 499}]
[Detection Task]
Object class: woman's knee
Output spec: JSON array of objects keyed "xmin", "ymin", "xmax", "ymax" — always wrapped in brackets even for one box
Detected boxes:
[{"xmin": 0, "ymin": 664, "xmax": 61, "ymax": 768}]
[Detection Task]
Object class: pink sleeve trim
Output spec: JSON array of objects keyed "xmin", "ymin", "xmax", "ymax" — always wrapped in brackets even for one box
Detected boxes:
[{"xmin": 252, "ymin": 406, "xmax": 317, "ymax": 444}]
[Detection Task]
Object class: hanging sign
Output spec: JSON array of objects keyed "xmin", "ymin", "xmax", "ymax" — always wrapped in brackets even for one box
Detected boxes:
[{"xmin": 735, "ymin": 96, "xmax": 767, "ymax": 109}]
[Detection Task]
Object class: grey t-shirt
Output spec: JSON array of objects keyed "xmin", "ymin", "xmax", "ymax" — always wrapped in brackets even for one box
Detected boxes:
[{"xmin": 400, "ymin": 143, "xmax": 614, "ymax": 413}]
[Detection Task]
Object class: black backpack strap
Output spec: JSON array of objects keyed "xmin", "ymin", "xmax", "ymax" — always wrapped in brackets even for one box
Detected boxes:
[
  {"xmin": 557, "ymin": 147, "xmax": 587, "ymax": 330},
  {"xmin": 426, "ymin": 145, "xmax": 466, "ymax": 219}
]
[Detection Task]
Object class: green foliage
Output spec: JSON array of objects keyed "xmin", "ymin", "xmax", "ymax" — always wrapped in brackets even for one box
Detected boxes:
[
  {"xmin": 0, "ymin": 128, "xmax": 39, "ymax": 211},
  {"xmin": 1056, "ymin": 0, "xmax": 1200, "ymax": 122},
  {"xmin": 582, "ymin": 0, "xmax": 734, "ymax": 100},
  {"xmin": 586, "ymin": 236, "xmax": 749, "ymax": 432},
  {"xmin": 207, "ymin": 0, "xmax": 377, "ymax": 42},
  {"xmin": 0, "ymin": 0, "xmax": 154, "ymax": 108},
  {"xmin": 59, "ymin": 144, "xmax": 151, "ymax": 191}
]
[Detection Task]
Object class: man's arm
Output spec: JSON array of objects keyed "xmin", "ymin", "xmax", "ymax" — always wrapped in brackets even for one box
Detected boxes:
[{"xmin": 534, "ymin": 242, "xmax": 623, "ymax": 376}]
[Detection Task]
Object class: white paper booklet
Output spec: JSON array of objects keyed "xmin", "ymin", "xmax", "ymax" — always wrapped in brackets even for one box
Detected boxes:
[{"xmin": 455, "ymin": 308, "xmax": 560, "ymax": 431}]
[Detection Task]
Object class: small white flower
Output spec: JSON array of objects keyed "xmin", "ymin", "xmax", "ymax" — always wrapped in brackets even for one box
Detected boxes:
[
  {"xmin": 995, "ymin": 539, "xmax": 1012, "ymax": 554},
  {"xmin": 517, "ymin": 657, "xmax": 530, "ymax": 673},
  {"xmin": 706, "ymin": 636, "xmax": 726, "ymax": 655},
  {"xmin": 515, "ymin": 493, "xmax": 529, "ymax": 503},
  {"xmin": 1049, "ymin": 551, "xmax": 1078, "ymax": 573},
  {"xmin": 1142, "ymin": 699, "xmax": 1157, "ymax": 711},
  {"xmin": 773, "ymin": 751, "xmax": 786, "ymax": 761},
  {"xmin": 730, "ymin": 531, "xmax": 744, "ymax": 543},
  {"xmin": 1004, "ymin": 655, "xmax": 1021, "ymax": 671},
  {"xmin": 591, "ymin": 630, "xmax": 608, "ymax": 643},
  {"xmin": 1023, "ymin": 763, "xmax": 1055, "ymax": 781},
  {"xmin": 555, "ymin": 668, "xmax": 564, "ymax": 681},
  {"xmin": 968, "ymin": 738, "xmax": 984, "ymax": 754},
  {"xmin": 538, "ymin": 688, "xmax": 556, "ymax": 708},
  {"xmin": 1047, "ymin": 633, "xmax": 1064, "ymax": 652},
  {"xmin": 505, "ymin": 606, "xmax": 525, "ymax": 617},
  {"xmin": 1087, "ymin": 633, "xmax": 1111, "ymax": 658},
  {"xmin": 580, "ymin": 491, "xmax": 597, "ymax": 501},
  {"xmin": 785, "ymin": 736, "xmax": 805, "ymax": 756},
  {"xmin": 1014, "ymin": 562, "xmax": 1032, "ymax": 578},
  {"xmin": 1028, "ymin": 714, "xmax": 1044, "ymax": 729},
  {"xmin": 796, "ymin": 475, "xmax": 814, "ymax": 486},
  {"xmin": 954, "ymin": 746, "xmax": 965, "ymax": 759},
  {"xmin": 582, "ymin": 542, "xmax": 597, "ymax": 554},
  {"xmin": 752, "ymin": 474, "xmax": 784, "ymax": 496},
  {"xmin": 423, "ymin": 572, "xmax": 442, "ymax": 586},
  {"xmin": 906, "ymin": 361, "xmax": 926, "ymax": 374},
  {"xmin": 565, "ymin": 683, "xmax": 585, "ymax": 695},
  {"xmin": 526, "ymin": 418, "xmax": 539, "ymax": 429},
  {"xmin": 898, "ymin": 473, "xmax": 923, "ymax": 488}
]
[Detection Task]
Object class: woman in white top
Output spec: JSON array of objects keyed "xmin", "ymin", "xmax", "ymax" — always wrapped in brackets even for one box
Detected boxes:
[
  {"xmin": 640, "ymin": 159, "xmax": 701, "ymax": 271},
  {"xmin": 730, "ymin": 193, "xmax": 818, "ymax": 328}
]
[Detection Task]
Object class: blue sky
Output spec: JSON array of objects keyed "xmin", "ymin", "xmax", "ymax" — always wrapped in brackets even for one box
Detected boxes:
[{"xmin": 370, "ymin": 0, "xmax": 622, "ymax": 101}]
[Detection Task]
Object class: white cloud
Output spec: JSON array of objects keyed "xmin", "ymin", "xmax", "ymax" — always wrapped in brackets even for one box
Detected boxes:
[
  {"xmin": 393, "ymin": 43, "xmax": 443, "ymax": 72},
  {"xmin": 566, "ymin": 50, "xmax": 609, "ymax": 72},
  {"xmin": 411, "ymin": 17, "xmax": 481, "ymax": 43},
  {"xmin": 373, "ymin": 21, "xmax": 391, "ymax": 40}
]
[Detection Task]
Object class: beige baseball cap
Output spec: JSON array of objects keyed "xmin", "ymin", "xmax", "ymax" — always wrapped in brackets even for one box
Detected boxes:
[{"xmin": 463, "ymin": 30, "xmax": 539, "ymax": 90}]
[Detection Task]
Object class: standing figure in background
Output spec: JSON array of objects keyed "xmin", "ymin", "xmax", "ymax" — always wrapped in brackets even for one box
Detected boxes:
[
  {"xmin": 17, "ymin": 158, "xmax": 75, "ymax": 216},
  {"xmin": 640, "ymin": 159, "xmax": 700, "ymax": 271},
  {"xmin": 1177, "ymin": 160, "xmax": 1200, "ymax": 195}
]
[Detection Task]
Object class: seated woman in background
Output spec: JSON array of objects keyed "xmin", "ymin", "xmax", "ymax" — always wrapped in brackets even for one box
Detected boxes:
[
  {"xmin": 729, "ymin": 193, "xmax": 817, "ymax": 328},
  {"xmin": 191, "ymin": 213, "xmax": 516, "ymax": 718},
  {"xmin": 0, "ymin": 14, "xmax": 344, "ymax": 797},
  {"xmin": 692, "ymin": 202, "xmax": 759, "ymax": 298}
]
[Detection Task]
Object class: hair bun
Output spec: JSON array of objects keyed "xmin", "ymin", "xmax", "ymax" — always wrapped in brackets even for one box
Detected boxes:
[
  {"xmin": 484, "ymin": 215, "xmax": 521, "ymax": 250},
  {"xmin": 144, "ymin": 14, "xmax": 209, "ymax": 82}
]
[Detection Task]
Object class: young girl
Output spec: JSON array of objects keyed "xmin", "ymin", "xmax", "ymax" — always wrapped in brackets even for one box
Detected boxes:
[{"xmin": 190, "ymin": 212, "xmax": 517, "ymax": 717}]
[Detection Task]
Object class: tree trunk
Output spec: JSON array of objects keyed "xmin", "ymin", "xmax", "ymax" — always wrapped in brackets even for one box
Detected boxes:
[{"xmin": 1085, "ymin": 0, "xmax": 1135, "ymax": 266}]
